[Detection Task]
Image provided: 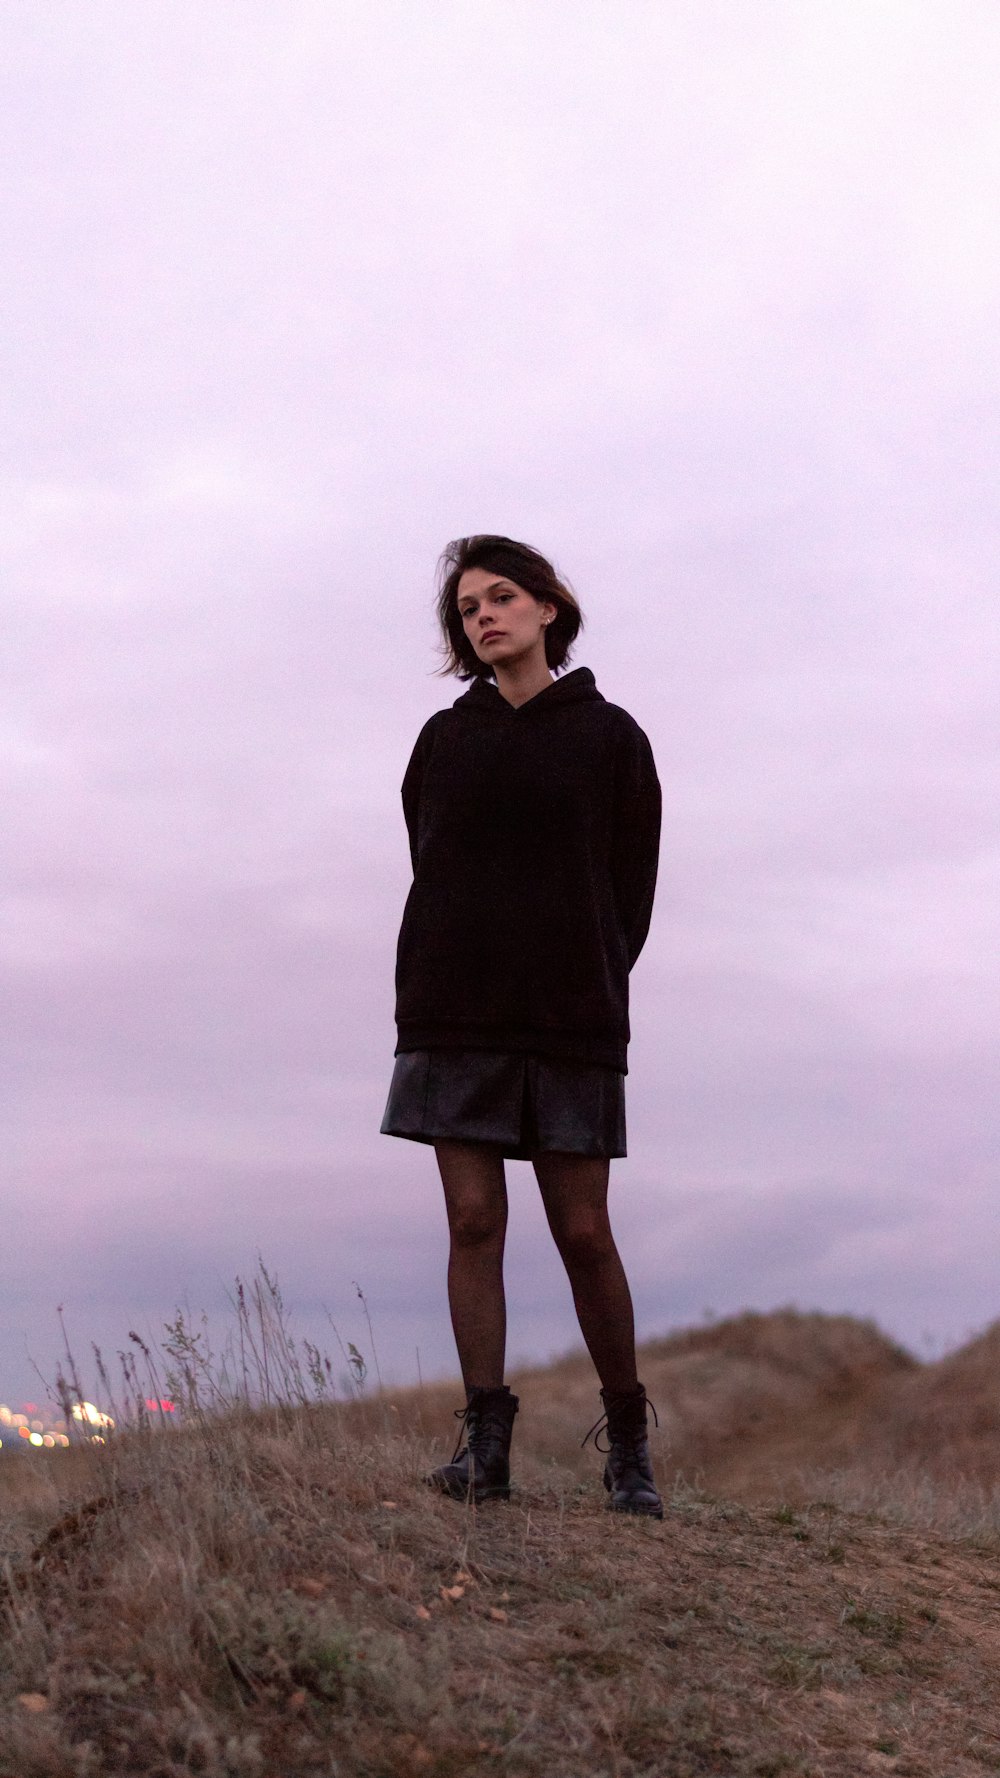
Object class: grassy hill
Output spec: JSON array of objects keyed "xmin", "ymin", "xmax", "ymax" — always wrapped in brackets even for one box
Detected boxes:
[{"xmin": 3, "ymin": 1305, "xmax": 1000, "ymax": 1777}]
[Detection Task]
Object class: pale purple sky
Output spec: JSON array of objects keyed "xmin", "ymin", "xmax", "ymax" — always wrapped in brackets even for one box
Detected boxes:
[{"xmin": 3, "ymin": 3, "xmax": 998, "ymax": 1408}]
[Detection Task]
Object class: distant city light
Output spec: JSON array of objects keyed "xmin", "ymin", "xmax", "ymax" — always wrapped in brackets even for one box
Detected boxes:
[
  {"xmin": 0, "ymin": 1396, "xmax": 156, "ymax": 1452},
  {"xmin": 70, "ymin": 1401, "xmax": 115, "ymax": 1430},
  {"xmin": 0, "ymin": 1402, "xmax": 73, "ymax": 1452}
]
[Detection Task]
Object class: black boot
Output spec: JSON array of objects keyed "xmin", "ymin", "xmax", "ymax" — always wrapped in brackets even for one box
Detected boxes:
[
  {"xmin": 426, "ymin": 1385, "xmax": 519, "ymax": 1503},
  {"xmin": 584, "ymin": 1382, "xmax": 663, "ymax": 1519}
]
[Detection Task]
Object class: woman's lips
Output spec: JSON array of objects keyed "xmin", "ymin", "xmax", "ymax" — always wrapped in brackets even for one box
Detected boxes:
[{"xmin": 481, "ymin": 631, "xmax": 504, "ymax": 642}]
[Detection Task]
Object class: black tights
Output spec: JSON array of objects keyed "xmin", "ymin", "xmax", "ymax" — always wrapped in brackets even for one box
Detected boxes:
[{"xmin": 434, "ymin": 1141, "xmax": 638, "ymax": 1394}]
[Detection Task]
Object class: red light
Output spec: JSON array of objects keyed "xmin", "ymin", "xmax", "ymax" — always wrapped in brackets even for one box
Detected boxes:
[{"xmin": 143, "ymin": 1398, "xmax": 177, "ymax": 1413}]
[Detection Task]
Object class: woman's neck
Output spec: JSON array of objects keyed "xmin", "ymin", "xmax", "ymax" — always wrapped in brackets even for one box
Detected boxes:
[{"xmin": 493, "ymin": 656, "xmax": 554, "ymax": 709}]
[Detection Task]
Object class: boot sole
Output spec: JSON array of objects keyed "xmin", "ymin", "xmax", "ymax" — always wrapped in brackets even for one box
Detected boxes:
[
  {"xmin": 426, "ymin": 1475, "xmax": 511, "ymax": 1503},
  {"xmin": 602, "ymin": 1466, "xmax": 663, "ymax": 1519}
]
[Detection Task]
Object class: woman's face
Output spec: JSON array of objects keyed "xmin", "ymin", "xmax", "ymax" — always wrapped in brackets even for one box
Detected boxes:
[{"xmin": 456, "ymin": 568, "xmax": 556, "ymax": 671}]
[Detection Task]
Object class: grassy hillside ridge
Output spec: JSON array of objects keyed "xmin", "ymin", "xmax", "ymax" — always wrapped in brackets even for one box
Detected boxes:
[
  {"xmin": 350, "ymin": 1307, "xmax": 996, "ymax": 1513},
  {"xmin": 3, "ymin": 1306, "xmax": 1000, "ymax": 1777},
  {"xmin": 874, "ymin": 1320, "xmax": 1000, "ymax": 1481}
]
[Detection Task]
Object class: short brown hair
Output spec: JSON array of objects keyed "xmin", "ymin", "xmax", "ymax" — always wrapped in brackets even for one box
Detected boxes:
[{"xmin": 434, "ymin": 535, "xmax": 584, "ymax": 680}]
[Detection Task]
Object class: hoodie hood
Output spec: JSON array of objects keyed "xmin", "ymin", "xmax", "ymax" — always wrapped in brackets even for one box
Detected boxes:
[{"xmin": 453, "ymin": 666, "xmax": 605, "ymax": 720}]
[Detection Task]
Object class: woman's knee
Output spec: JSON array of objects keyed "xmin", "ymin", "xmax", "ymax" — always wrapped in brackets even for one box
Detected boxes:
[
  {"xmin": 436, "ymin": 1142, "xmax": 506, "ymax": 1249},
  {"xmin": 447, "ymin": 1196, "xmax": 507, "ymax": 1250},
  {"xmin": 551, "ymin": 1212, "xmax": 616, "ymax": 1271}
]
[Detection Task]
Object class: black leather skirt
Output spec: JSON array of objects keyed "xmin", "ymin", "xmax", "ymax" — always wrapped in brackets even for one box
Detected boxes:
[{"xmin": 379, "ymin": 1048, "xmax": 626, "ymax": 1160}]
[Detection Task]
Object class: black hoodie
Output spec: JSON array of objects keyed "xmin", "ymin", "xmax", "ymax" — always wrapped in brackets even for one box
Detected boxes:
[{"xmin": 392, "ymin": 666, "xmax": 661, "ymax": 1072}]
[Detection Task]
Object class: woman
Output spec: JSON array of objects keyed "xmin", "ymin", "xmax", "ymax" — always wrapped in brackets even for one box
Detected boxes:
[{"xmin": 381, "ymin": 535, "xmax": 663, "ymax": 1517}]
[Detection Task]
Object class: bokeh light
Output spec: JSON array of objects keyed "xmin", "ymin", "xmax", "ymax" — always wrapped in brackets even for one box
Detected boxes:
[
  {"xmin": 0, "ymin": 1400, "xmax": 87, "ymax": 1453},
  {"xmin": 71, "ymin": 1401, "xmax": 115, "ymax": 1430}
]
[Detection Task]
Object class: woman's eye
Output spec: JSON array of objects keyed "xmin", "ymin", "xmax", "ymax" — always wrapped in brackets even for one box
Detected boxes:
[{"xmin": 459, "ymin": 591, "xmax": 512, "ymax": 618}]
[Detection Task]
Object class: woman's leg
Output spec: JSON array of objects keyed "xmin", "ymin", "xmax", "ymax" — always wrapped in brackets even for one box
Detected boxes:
[
  {"xmin": 531, "ymin": 1152, "xmax": 639, "ymax": 1393},
  {"xmin": 434, "ymin": 1140, "xmax": 509, "ymax": 1390}
]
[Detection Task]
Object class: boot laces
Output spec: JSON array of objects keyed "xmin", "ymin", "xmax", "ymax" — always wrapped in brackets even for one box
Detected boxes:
[
  {"xmin": 581, "ymin": 1393, "xmax": 659, "ymax": 1455},
  {"xmin": 449, "ymin": 1402, "xmax": 474, "ymax": 1463},
  {"xmin": 449, "ymin": 1398, "xmax": 510, "ymax": 1463}
]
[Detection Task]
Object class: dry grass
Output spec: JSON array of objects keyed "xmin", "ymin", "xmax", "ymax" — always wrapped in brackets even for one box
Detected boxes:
[{"xmin": 4, "ymin": 1283, "xmax": 1000, "ymax": 1777}]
